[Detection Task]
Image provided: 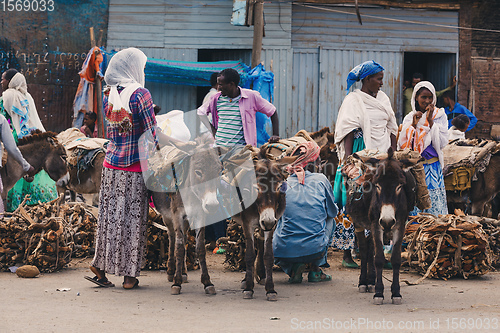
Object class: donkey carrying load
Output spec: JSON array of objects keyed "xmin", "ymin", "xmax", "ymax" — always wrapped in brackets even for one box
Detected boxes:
[
  {"xmin": 150, "ymin": 136, "xmax": 221, "ymax": 295},
  {"xmin": 225, "ymin": 146, "xmax": 288, "ymax": 301},
  {"xmin": 342, "ymin": 148, "xmax": 423, "ymax": 305}
]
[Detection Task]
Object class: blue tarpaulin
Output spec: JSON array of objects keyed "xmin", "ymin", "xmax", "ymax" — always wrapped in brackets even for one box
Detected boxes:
[
  {"xmin": 146, "ymin": 58, "xmax": 250, "ymax": 86},
  {"xmin": 242, "ymin": 64, "xmax": 275, "ymax": 146}
]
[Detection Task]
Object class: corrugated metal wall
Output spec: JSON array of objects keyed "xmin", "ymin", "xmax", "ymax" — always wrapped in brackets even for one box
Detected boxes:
[
  {"xmin": 108, "ymin": 0, "xmax": 291, "ymax": 49},
  {"xmin": 289, "ymin": 4, "xmax": 458, "ymax": 135},
  {"xmin": 292, "ymin": 5, "xmax": 458, "ymax": 52}
]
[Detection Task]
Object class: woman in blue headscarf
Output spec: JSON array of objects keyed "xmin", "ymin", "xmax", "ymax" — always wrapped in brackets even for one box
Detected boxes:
[{"xmin": 331, "ymin": 60, "xmax": 398, "ymax": 267}]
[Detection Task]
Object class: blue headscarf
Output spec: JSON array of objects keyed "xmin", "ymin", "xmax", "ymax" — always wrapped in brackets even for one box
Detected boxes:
[{"xmin": 346, "ymin": 60, "xmax": 384, "ymax": 91}]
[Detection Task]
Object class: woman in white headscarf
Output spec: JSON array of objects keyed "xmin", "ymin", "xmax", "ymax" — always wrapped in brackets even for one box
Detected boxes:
[
  {"xmin": 398, "ymin": 81, "xmax": 448, "ymax": 216},
  {"xmin": 332, "ymin": 60, "xmax": 398, "ymax": 268},
  {"xmin": 86, "ymin": 48, "xmax": 158, "ymax": 289},
  {"xmin": 0, "ymin": 69, "xmax": 57, "ymax": 211}
]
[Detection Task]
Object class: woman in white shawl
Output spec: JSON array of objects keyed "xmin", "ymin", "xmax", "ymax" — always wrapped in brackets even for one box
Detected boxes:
[
  {"xmin": 86, "ymin": 48, "xmax": 158, "ymax": 289},
  {"xmin": 398, "ymin": 81, "xmax": 448, "ymax": 216},
  {"xmin": 0, "ymin": 69, "xmax": 57, "ymax": 210},
  {"xmin": 332, "ymin": 60, "xmax": 398, "ymax": 268}
]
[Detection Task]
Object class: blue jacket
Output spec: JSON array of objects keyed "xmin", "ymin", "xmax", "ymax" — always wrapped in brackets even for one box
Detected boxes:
[
  {"xmin": 445, "ymin": 102, "xmax": 477, "ymax": 132},
  {"xmin": 273, "ymin": 172, "xmax": 338, "ymax": 258}
]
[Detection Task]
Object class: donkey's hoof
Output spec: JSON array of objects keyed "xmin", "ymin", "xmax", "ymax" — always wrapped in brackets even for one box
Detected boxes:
[
  {"xmin": 243, "ymin": 290, "xmax": 254, "ymax": 299},
  {"xmin": 240, "ymin": 281, "xmax": 247, "ymax": 289},
  {"xmin": 266, "ymin": 292, "xmax": 278, "ymax": 302},
  {"xmin": 182, "ymin": 274, "xmax": 188, "ymax": 283},
  {"xmin": 167, "ymin": 275, "xmax": 174, "ymax": 282},
  {"xmin": 257, "ymin": 279, "xmax": 266, "ymax": 285},
  {"xmin": 367, "ymin": 285, "xmax": 376, "ymax": 293},
  {"xmin": 373, "ymin": 297, "xmax": 384, "ymax": 305},
  {"xmin": 205, "ymin": 285, "xmax": 216, "ymax": 295},
  {"xmin": 392, "ymin": 297, "xmax": 402, "ymax": 305},
  {"xmin": 358, "ymin": 285, "xmax": 367, "ymax": 293},
  {"xmin": 171, "ymin": 286, "xmax": 181, "ymax": 295}
]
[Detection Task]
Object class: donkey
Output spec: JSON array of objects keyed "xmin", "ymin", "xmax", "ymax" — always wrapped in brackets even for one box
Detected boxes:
[
  {"xmin": 1, "ymin": 131, "xmax": 69, "ymax": 199},
  {"xmin": 57, "ymin": 150, "xmax": 105, "ymax": 203},
  {"xmin": 231, "ymin": 148, "xmax": 287, "ymax": 301},
  {"xmin": 151, "ymin": 138, "xmax": 221, "ymax": 295},
  {"xmin": 447, "ymin": 154, "xmax": 500, "ymax": 217},
  {"xmin": 344, "ymin": 148, "xmax": 416, "ymax": 305}
]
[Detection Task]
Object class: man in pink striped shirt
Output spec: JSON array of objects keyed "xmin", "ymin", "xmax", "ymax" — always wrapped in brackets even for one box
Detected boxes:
[{"xmin": 197, "ymin": 68, "xmax": 279, "ymax": 147}]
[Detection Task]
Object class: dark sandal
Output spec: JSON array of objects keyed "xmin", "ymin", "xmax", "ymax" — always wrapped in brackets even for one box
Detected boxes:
[
  {"xmin": 123, "ymin": 278, "xmax": 139, "ymax": 290},
  {"xmin": 85, "ymin": 275, "xmax": 115, "ymax": 288}
]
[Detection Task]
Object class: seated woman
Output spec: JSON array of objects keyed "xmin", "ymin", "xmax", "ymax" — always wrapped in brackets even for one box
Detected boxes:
[
  {"xmin": 398, "ymin": 81, "xmax": 449, "ymax": 216},
  {"xmin": 273, "ymin": 141, "xmax": 338, "ymax": 283},
  {"xmin": 448, "ymin": 114, "xmax": 470, "ymax": 142},
  {"xmin": 80, "ymin": 111, "xmax": 98, "ymax": 138}
]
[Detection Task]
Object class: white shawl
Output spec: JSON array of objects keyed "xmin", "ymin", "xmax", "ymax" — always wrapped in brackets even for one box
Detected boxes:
[
  {"xmin": 334, "ymin": 89, "xmax": 398, "ymax": 162},
  {"xmin": 104, "ymin": 48, "xmax": 147, "ymax": 114},
  {"xmin": 397, "ymin": 81, "xmax": 449, "ymax": 167},
  {"xmin": 2, "ymin": 73, "xmax": 45, "ymax": 138}
]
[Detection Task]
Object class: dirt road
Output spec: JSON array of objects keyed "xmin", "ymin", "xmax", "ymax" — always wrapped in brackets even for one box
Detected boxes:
[{"xmin": 1, "ymin": 251, "xmax": 498, "ymax": 333}]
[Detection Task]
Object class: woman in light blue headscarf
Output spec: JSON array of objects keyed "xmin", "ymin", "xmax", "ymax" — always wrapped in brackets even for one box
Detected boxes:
[{"xmin": 331, "ymin": 60, "xmax": 398, "ymax": 268}]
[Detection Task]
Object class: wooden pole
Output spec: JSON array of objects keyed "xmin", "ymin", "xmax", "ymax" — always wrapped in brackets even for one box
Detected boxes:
[
  {"xmin": 94, "ymin": 60, "xmax": 104, "ymax": 138},
  {"xmin": 90, "ymin": 27, "xmax": 104, "ymax": 138},
  {"xmin": 251, "ymin": 0, "xmax": 264, "ymax": 68}
]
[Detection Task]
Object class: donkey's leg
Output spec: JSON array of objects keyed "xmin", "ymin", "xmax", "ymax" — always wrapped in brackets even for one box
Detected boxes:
[
  {"xmin": 263, "ymin": 230, "xmax": 277, "ymax": 301},
  {"xmin": 255, "ymin": 232, "xmax": 266, "ymax": 285},
  {"xmin": 366, "ymin": 232, "xmax": 376, "ymax": 291},
  {"xmin": 152, "ymin": 192, "xmax": 176, "ymax": 282},
  {"xmin": 195, "ymin": 226, "xmax": 216, "ymax": 295},
  {"xmin": 390, "ymin": 225, "xmax": 405, "ymax": 304},
  {"xmin": 241, "ymin": 219, "xmax": 256, "ymax": 299},
  {"xmin": 171, "ymin": 214, "xmax": 186, "ymax": 295},
  {"xmin": 355, "ymin": 229, "xmax": 368, "ymax": 292},
  {"xmin": 373, "ymin": 228, "xmax": 385, "ymax": 305}
]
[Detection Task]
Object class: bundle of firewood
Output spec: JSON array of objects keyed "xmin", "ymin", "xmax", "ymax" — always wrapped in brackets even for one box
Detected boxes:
[
  {"xmin": 143, "ymin": 207, "xmax": 198, "ymax": 271},
  {"xmin": 217, "ymin": 219, "xmax": 246, "ymax": 271},
  {"xmin": 463, "ymin": 215, "xmax": 500, "ymax": 267},
  {"xmin": 403, "ymin": 213, "xmax": 493, "ymax": 280},
  {"xmin": 0, "ymin": 196, "xmax": 97, "ymax": 272}
]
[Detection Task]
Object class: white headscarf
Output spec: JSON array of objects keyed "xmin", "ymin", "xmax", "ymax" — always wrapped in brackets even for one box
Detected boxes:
[
  {"xmin": 2, "ymin": 72, "xmax": 45, "ymax": 138},
  {"xmin": 104, "ymin": 48, "xmax": 147, "ymax": 114},
  {"xmin": 410, "ymin": 81, "xmax": 437, "ymax": 113},
  {"xmin": 398, "ymin": 81, "xmax": 449, "ymax": 167}
]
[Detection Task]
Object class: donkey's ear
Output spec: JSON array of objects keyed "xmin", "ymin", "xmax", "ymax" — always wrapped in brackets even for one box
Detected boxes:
[
  {"xmin": 47, "ymin": 137, "xmax": 58, "ymax": 147},
  {"xmin": 387, "ymin": 147, "xmax": 394, "ymax": 159},
  {"xmin": 398, "ymin": 157, "xmax": 424, "ymax": 172}
]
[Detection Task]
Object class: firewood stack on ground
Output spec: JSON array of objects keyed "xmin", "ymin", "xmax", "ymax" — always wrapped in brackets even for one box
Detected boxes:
[
  {"xmin": 144, "ymin": 207, "xmax": 198, "ymax": 271},
  {"xmin": 0, "ymin": 196, "xmax": 97, "ymax": 272},
  {"xmin": 216, "ymin": 219, "xmax": 246, "ymax": 271},
  {"xmin": 402, "ymin": 213, "xmax": 494, "ymax": 280}
]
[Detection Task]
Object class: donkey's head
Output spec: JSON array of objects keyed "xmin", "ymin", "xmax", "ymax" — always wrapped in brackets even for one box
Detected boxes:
[
  {"xmin": 18, "ymin": 131, "xmax": 69, "ymax": 187},
  {"xmin": 368, "ymin": 148, "xmax": 417, "ymax": 239},
  {"xmin": 186, "ymin": 138, "xmax": 222, "ymax": 214},
  {"xmin": 253, "ymin": 152, "xmax": 287, "ymax": 231}
]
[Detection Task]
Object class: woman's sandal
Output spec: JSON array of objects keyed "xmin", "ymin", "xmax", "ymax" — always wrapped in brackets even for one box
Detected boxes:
[
  {"xmin": 123, "ymin": 278, "xmax": 139, "ymax": 290},
  {"xmin": 342, "ymin": 259, "xmax": 360, "ymax": 269},
  {"xmin": 308, "ymin": 270, "xmax": 332, "ymax": 282},
  {"xmin": 84, "ymin": 275, "xmax": 115, "ymax": 288}
]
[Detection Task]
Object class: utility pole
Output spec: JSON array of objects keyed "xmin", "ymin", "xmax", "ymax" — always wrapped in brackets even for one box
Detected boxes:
[{"xmin": 251, "ymin": 0, "xmax": 264, "ymax": 68}]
